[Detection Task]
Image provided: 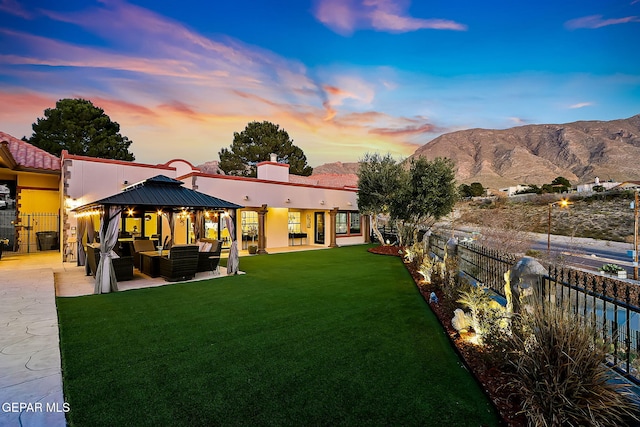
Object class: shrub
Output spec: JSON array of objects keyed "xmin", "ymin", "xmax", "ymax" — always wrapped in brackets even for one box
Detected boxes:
[{"xmin": 503, "ymin": 301, "xmax": 639, "ymax": 426}]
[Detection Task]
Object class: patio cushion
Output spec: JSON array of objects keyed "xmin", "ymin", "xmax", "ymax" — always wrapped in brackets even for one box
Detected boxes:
[{"xmin": 197, "ymin": 239, "xmax": 222, "ymax": 272}]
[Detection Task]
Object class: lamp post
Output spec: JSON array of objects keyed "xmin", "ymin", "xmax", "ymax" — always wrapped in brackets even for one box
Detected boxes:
[
  {"xmin": 634, "ymin": 189, "xmax": 639, "ymax": 280},
  {"xmin": 547, "ymin": 199, "xmax": 570, "ymax": 255}
]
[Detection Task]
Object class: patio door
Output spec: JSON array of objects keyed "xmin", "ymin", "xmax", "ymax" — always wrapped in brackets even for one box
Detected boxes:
[{"xmin": 314, "ymin": 212, "xmax": 324, "ymax": 244}]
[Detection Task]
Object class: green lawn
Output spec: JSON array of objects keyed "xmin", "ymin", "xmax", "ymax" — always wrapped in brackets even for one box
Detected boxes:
[{"xmin": 57, "ymin": 245, "xmax": 499, "ymax": 426}]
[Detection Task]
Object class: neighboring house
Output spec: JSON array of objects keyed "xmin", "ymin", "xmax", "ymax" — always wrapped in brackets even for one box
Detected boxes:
[
  {"xmin": 498, "ymin": 185, "xmax": 531, "ymax": 197},
  {"xmin": 611, "ymin": 181, "xmax": 640, "ymax": 192},
  {"xmin": 576, "ymin": 177, "xmax": 620, "ymax": 193}
]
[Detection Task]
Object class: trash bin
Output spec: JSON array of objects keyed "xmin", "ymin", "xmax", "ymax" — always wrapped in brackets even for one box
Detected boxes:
[{"xmin": 36, "ymin": 231, "xmax": 59, "ymax": 251}]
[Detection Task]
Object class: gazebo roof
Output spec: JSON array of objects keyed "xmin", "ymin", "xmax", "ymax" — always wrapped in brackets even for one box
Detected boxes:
[{"xmin": 74, "ymin": 175, "xmax": 243, "ymax": 212}]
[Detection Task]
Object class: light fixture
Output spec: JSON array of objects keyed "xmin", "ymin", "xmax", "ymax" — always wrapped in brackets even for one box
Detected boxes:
[
  {"xmin": 127, "ymin": 208, "xmax": 135, "ymax": 217},
  {"xmin": 243, "ymin": 195, "xmax": 249, "ymax": 201},
  {"xmin": 320, "ymin": 200, "xmax": 325, "ymax": 205},
  {"xmin": 347, "ymin": 202, "xmax": 353, "ymax": 206},
  {"xmin": 286, "ymin": 198, "xmax": 291, "ymax": 203}
]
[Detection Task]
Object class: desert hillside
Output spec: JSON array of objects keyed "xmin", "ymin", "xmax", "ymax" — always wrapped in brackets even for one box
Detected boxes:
[{"xmin": 410, "ymin": 114, "xmax": 640, "ymax": 188}]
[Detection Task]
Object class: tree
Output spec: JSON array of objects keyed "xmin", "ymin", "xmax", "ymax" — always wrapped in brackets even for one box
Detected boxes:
[
  {"xmin": 458, "ymin": 183, "xmax": 473, "ymax": 198},
  {"xmin": 357, "ymin": 153, "xmax": 404, "ymax": 245},
  {"xmin": 469, "ymin": 182, "xmax": 485, "ymax": 197},
  {"xmin": 551, "ymin": 176, "xmax": 571, "ymax": 193},
  {"xmin": 25, "ymin": 98, "xmax": 135, "ymax": 160},
  {"xmin": 390, "ymin": 157, "xmax": 457, "ymax": 244},
  {"xmin": 218, "ymin": 121, "xmax": 312, "ymax": 177}
]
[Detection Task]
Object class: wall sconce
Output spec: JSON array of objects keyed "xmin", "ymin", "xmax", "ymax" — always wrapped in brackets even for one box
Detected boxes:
[
  {"xmin": 347, "ymin": 202, "xmax": 353, "ymax": 206},
  {"xmin": 65, "ymin": 197, "xmax": 79, "ymax": 209},
  {"xmin": 285, "ymin": 198, "xmax": 291, "ymax": 204},
  {"xmin": 243, "ymin": 195, "xmax": 249, "ymax": 201},
  {"xmin": 320, "ymin": 200, "xmax": 325, "ymax": 205}
]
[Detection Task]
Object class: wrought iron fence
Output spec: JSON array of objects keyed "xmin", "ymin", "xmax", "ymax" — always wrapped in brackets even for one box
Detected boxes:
[
  {"xmin": 428, "ymin": 232, "xmax": 640, "ymax": 384},
  {"xmin": 16, "ymin": 212, "xmax": 60, "ymax": 253},
  {"xmin": 457, "ymin": 242, "xmax": 518, "ymax": 295},
  {"xmin": 543, "ymin": 266, "xmax": 640, "ymax": 383}
]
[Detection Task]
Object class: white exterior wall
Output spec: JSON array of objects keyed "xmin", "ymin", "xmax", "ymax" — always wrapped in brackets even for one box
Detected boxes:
[
  {"xmin": 188, "ymin": 173, "xmax": 362, "ymax": 249},
  {"xmin": 189, "ymin": 174, "xmax": 357, "ymax": 213}
]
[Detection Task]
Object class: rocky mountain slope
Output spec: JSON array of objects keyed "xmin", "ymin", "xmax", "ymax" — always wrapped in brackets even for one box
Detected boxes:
[
  {"xmin": 312, "ymin": 162, "xmax": 360, "ymax": 175},
  {"xmin": 410, "ymin": 114, "xmax": 640, "ymax": 188}
]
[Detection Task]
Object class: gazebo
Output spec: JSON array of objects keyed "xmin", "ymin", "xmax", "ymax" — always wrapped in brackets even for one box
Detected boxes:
[{"xmin": 73, "ymin": 175, "xmax": 243, "ymax": 294}]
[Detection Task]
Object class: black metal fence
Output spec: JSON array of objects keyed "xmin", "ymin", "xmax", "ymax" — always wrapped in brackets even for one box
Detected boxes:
[
  {"xmin": 428, "ymin": 232, "xmax": 640, "ymax": 384},
  {"xmin": 543, "ymin": 266, "xmax": 640, "ymax": 382},
  {"xmin": 16, "ymin": 212, "xmax": 60, "ymax": 253}
]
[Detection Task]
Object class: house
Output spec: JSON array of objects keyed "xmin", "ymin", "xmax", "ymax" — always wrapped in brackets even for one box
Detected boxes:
[
  {"xmin": 1, "ymin": 131, "xmax": 369, "ymax": 259},
  {"xmin": 62, "ymin": 152, "xmax": 368, "ymax": 257},
  {"xmin": 576, "ymin": 177, "xmax": 620, "ymax": 193},
  {"xmin": 0, "ymin": 132, "xmax": 61, "ymax": 252}
]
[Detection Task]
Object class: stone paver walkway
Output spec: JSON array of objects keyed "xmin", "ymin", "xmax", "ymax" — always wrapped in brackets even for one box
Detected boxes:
[{"xmin": 0, "ymin": 268, "xmax": 66, "ymax": 427}]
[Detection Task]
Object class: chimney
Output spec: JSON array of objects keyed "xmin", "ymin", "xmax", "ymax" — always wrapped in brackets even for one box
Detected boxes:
[{"xmin": 257, "ymin": 154, "xmax": 290, "ymax": 182}]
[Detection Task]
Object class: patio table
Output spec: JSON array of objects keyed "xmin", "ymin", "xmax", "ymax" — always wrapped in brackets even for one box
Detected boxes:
[{"xmin": 139, "ymin": 250, "xmax": 169, "ymax": 277}]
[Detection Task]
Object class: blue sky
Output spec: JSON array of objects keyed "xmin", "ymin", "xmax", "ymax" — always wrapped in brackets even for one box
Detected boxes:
[{"xmin": 1, "ymin": 0, "xmax": 638, "ymax": 167}]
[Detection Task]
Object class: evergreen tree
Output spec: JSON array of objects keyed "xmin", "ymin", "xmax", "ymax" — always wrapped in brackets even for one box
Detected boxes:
[
  {"xmin": 25, "ymin": 98, "xmax": 135, "ymax": 160},
  {"xmin": 219, "ymin": 121, "xmax": 312, "ymax": 177}
]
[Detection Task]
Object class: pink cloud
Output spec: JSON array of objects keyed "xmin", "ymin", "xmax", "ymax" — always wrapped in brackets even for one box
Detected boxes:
[
  {"xmin": 565, "ymin": 14, "xmax": 640, "ymax": 30},
  {"xmin": 313, "ymin": 0, "xmax": 467, "ymax": 35},
  {"xmin": 369, "ymin": 123, "xmax": 439, "ymax": 137}
]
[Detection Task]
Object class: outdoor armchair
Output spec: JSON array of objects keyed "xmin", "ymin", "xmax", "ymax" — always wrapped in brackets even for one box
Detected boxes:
[
  {"xmin": 132, "ymin": 239, "xmax": 157, "ymax": 269},
  {"xmin": 158, "ymin": 245, "xmax": 199, "ymax": 281},
  {"xmin": 196, "ymin": 239, "xmax": 222, "ymax": 272},
  {"xmin": 86, "ymin": 244, "xmax": 134, "ymax": 281}
]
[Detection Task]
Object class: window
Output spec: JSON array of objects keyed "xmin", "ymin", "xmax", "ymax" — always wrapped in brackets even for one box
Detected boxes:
[
  {"xmin": 336, "ymin": 211, "xmax": 361, "ymax": 236},
  {"xmin": 335, "ymin": 212, "xmax": 348, "ymax": 235},
  {"xmin": 350, "ymin": 214, "xmax": 361, "ymax": 234},
  {"xmin": 288, "ymin": 212, "xmax": 301, "ymax": 233},
  {"xmin": 241, "ymin": 211, "xmax": 258, "ymax": 249}
]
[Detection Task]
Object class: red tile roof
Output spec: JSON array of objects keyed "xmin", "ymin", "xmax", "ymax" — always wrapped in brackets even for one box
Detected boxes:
[{"xmin": 0, "ymin": 131, "xmax": 60, "ymax": 171}]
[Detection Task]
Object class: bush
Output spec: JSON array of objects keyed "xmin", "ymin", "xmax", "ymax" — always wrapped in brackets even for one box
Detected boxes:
[{"xmin": 502, "ymin": 301, "xmax": 639, "ymax": 426}]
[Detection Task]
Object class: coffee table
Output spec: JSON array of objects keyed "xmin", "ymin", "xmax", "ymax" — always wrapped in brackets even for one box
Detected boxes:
[{"xmin": 139, "ymin": 250, "xmax": 168, "ymax": 278}]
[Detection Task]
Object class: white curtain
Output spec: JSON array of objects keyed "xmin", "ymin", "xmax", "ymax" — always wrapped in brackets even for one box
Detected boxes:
[
  {"xmin": 225, "ymin": 211, "xmax": 239, "ymax": 275},
  {"xmin": 94, "ymin": 206, "xmax": 121, "ymax": 294}
]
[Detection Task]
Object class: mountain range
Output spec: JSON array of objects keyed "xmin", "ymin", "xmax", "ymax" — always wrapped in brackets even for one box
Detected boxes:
[{"xmin": 315, "ymin": 114, "xmax": 640, "ymax": 189}]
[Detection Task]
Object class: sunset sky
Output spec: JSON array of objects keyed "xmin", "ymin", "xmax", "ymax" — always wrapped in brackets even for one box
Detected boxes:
[{"xmin": 1, "ymin": 0, "xmax": 639, "ymax": 167}]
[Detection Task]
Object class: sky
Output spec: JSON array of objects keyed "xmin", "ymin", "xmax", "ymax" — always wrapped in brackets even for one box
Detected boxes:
[{"xmin": 0, "ymin": 0, "xmax": 639, "ymax": 168}]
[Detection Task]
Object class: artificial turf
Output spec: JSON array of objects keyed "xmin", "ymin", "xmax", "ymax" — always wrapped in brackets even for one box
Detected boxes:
[{"xmin": 56, "ymin": 245, "xmax": 499, "ymax": 426}]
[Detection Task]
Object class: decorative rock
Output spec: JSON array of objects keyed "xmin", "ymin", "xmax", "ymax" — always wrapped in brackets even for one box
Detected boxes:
[
  {"xmin": 429, "ymin": 292, "xmax": 438, "ymax": 304},
  {"xmin": 508, "ymin": 256, "xmax": 547, "ymax": 314},
  {"xmin": 452, "ymin": 308, "xmax": 471, "ymax": 332}
]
